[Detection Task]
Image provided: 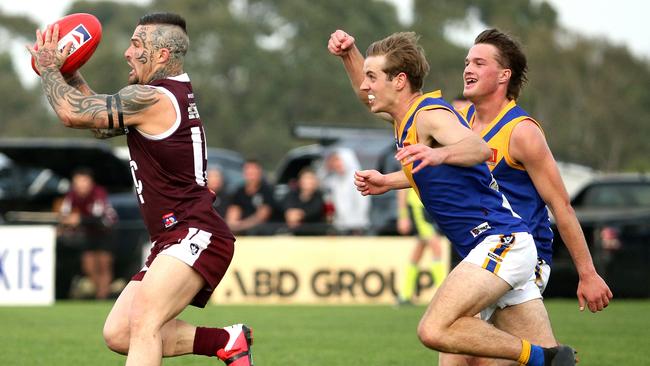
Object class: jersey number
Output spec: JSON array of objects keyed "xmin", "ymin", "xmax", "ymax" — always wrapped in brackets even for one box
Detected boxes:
[{"xmin": 129, "ymin": 160, "xmax": 145, "ymax": 204}]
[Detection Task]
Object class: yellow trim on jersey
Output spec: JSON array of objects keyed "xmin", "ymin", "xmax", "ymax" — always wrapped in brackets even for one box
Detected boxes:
[
  {"xmin": 468, "ymin": 101, "xmax": 545, "ymax": 172},
  {"xmin": 455, "ymin": 103, "xmax": 471, "ymax": 117},
  {"xmin": 468, "ymin": 100, "xmax": 517, "ymax": 137},
  {"xmin": 496, "ymin": 116, "xmax": 531, "ymax": 170},
  {"xmin": 395, "ymin": 90, "xmax": 451, "ymax": 197}
]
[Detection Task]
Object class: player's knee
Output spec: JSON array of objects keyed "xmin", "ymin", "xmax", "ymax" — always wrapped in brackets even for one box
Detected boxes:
[
  {"xmin": 128, "ymin": 294, "xmax": 165, "ymax": 335},
  {"xmin": 416, "ymin": 322, "xmax": 448, "ymax": 351},
  {"xmin": 103, "ymin": 320, "xmax": 129, "ymax": 354}
]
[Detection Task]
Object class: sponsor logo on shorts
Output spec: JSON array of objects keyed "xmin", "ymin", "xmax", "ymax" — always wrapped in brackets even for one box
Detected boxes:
[
  {"xmin": 162, "ymin": 212, "xmax": 177, "ymax": 228},
  {"xmin": 190, "ymin": 243, "xmax": 200, "ymax": 255},
  {"xmin": 470, "ymin": 222, "xmax": 491, "ymax": 238},
  {"xmin": 58, "ymin": 24, "xmax": 92, "ymax": 55},
  {"xmin": 487, "ymin": 251, "xmax": 502, "ymax": 262}
]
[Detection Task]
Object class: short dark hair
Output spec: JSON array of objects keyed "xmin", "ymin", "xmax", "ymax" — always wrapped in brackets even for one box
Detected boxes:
[
  {"xmin": 72, "ymin": 167, "xmax": 94, "ymax": 179},
  {"xmin": 474, "ymin": 29, "xmax": 527, "ymax": 100},
  {"xmin": 138, "ymin": 12, "xmax": 187, "ymax": 34}
]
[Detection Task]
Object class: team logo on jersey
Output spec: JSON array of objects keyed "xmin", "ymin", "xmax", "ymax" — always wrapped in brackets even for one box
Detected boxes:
[
  {"xmin": 470, "ymin": 222, "xmax": 491, "ymax": 238},
  {"xmin": 58, "ymin": 24, "xmax": 92, "ymax": 55},
  {"xmin": 190, "ymin": 243, "xmax": 200, "ymax": 255},
  {"xmin": 162, "ymin": 212, "xmax": 178, "ymax": 228},
  {"xmin": 487, "ymin": 148, "xmax": 498, "ymax": 166}
]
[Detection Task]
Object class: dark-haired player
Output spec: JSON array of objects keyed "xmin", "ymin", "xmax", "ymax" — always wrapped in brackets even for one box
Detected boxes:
[
  {"xmin": 439, "ymin": 28, "xmax": 612, "ymax": 366},
  {"xmin": 29, "ymin": 12, "xmax": 252, "ymax": 366}
]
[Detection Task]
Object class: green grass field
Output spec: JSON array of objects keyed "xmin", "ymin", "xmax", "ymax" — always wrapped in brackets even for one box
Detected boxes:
[{"xmin": 0, "ymin": 300, "xmax": 647, "ymax": 365}]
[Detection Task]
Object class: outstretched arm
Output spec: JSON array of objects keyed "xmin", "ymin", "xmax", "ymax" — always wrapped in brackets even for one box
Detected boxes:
[
  {"xmin": 355, "ymin": 170, "xmax": 411, "ymax": 196},
  {"xmin": 510, "ymin": 120, "xmax": 612, "ymax": 312},
  {"xmin": 328, "ymin": 30, "xmax": 367, "ymax": 104},
  {"xmin": 27, "ymin": 24, "xmax": 165, "ymax": 137},
  {"xmin": 328, "ymin": 29, "xmax": 392, "ymax": 121}
]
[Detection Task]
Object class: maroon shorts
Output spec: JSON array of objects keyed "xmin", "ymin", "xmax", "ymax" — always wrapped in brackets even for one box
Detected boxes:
[{"xmin": 132, "ymin": 227, "xmax": 235, "ymax": 308}]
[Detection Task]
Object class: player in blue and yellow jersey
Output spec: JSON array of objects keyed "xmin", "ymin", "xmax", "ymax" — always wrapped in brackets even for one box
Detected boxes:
[
  {"xmin": 328, "ymin": 30, "xmax": 577, "ymax": 365},
  {"xmin": 436, "ymin": 29, "xmax": 613, "ymax": 366}
]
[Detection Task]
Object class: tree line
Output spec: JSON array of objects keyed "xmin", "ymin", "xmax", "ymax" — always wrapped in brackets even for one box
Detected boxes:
[{"xmin": 1, "ymin": 0, "xmax": 648, "ymax": 172}]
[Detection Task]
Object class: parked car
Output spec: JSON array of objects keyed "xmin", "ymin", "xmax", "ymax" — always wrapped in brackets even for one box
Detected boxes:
[
  {"xmin": 0, "ymin": 138, "xmax": 132, "ymax": 222},
  {"xmin": 272, "ymin": 125, "xmax": 398, "ymax": 235},
  {"xmin": 545, "ymin": 173, "xmax": 650, "ymax": 298}
]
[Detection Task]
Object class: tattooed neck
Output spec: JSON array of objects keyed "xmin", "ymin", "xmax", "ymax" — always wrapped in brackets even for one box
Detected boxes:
[{"xmin": 147, "ymin": 64, "xmax": 183, "ymax": 84}]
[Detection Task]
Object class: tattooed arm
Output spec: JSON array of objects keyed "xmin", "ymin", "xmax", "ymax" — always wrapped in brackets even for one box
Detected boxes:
[
  {"xmin": 39, "ymin": 68, "xmax": 160, "ymax": 128},
  {"xmin": 28, "ymin": 24, "xmax": 163, "ymax": 136},
  {"xmin": 63, "ymin": 71, "xmax": 96, "ymax": 96}
]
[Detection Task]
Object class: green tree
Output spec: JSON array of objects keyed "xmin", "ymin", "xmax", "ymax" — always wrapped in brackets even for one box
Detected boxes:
[{"xmin": 3, "ymin": 0, "xmax": 650, "ymax": 171}]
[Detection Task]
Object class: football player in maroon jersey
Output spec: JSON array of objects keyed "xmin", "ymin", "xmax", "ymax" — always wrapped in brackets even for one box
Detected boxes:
[{"xmin": 29, "ymin": 12, "xmax": 253, "ymax": 366}]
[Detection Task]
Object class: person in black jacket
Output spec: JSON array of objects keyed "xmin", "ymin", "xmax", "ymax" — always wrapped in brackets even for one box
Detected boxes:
[{"xmin": 283, "ymin": 167, "xmax": 326, "ymax": 235}]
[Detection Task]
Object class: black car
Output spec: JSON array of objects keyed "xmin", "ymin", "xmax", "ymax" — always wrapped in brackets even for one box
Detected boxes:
[{"xmin": 545, "ymin": 174, "xmax": 650, "ymax": 298}]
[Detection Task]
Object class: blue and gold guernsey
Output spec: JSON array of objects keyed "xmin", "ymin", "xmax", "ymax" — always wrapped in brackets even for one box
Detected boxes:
[
  {"xmin": 462, "ymin": 101, "xmax": 553, "ymax": 265},
  {"xmin": 397, "ymin": 91, "xmax": 529, "ymax": 258}
]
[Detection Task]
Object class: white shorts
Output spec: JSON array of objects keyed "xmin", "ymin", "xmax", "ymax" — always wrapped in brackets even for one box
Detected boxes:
[
  {"xmin": 480, "ymin": 259, "xmax": 551, "ymax": 321},
  {"xmin": 464, "ymin": 232, "xmax": 538, "ymax": 290}
]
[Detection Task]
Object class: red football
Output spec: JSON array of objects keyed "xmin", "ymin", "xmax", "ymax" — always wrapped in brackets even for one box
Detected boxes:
[{"xmin": 31, "ymin": 13, "xmax": 102, "ymax": 75}]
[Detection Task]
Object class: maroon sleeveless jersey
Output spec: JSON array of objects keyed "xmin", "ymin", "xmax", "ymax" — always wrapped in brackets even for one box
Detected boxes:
[{"xmin": 126, "ymin": 73, "xmax": 234, "ymax": 245}]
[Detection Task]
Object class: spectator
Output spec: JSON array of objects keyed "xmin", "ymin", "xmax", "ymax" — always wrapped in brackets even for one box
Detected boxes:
[
  {"xmin": 57, "ymin": 167, "xmax": 117, "ymax": 299},
  {"xmin": 206, "ymin": 165, "xmax": 230, "ymax": 217},
  {"xmin": 283, "ymin": 167, "xmax": 327, "ymax": 235},
  {"xmin": 225, "ymin": 159, "xmax": 276, "ymax": 235},
  {"xmin": 319, "ymin": 147, "xmax": 371, "ymax": 235},
  {"xmin": 395, "ymin": 188, "xmax": 447, "ymax": 305}
]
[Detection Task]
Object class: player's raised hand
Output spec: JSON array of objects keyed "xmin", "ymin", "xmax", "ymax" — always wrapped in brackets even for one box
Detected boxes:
[
  {"xmin": 577, "ymin": 272, "xmax": 613, "ymax": 312},
  {"xmin": 26, "ymin": 24, "xmax": 72, "ymax": 73},
  {"xmin": 395, "ymin": 144, "xmax": 447, "ymax": 173},
  {"xmin": 354, "ymin": 170, "xmax": 389, "ymax": 196},
  {"xmin": 328, "ymin": 29, "xmax": 356, "ymax": 57}
]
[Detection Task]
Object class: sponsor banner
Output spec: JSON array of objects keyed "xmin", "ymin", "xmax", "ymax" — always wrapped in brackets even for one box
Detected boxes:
[
  {"xmin": 211, "ymin": 236, "xmax": 450, "ymax": 305},
  {"xmin": 0, "ymin": 226, "xmax": 56, "ymax": 306}
]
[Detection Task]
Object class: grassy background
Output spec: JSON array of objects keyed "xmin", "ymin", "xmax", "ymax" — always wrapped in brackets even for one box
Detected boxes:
[{"xmin": 0, "ymin": 300, "xmax": 647, "ymax": 365}]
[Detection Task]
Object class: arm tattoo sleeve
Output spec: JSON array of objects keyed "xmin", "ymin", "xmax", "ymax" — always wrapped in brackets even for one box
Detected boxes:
[
  {"xmin": 41, "ymin": 68, "xmax": 106, "ymax": 125},
  {"xmin": 91, "ymin": 128, "xmax": 127, "ymax": 139},
  {"xmin": 118, "ymin": 86, "xmax": 160, "ymax": 115},
  {"xmin": 41, "ymin": 67, "xmax": 160, "ymax": 130}
]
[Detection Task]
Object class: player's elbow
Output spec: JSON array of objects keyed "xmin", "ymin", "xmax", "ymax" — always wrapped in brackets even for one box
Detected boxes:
[
  {"xmin": 549, "ymin": 199, "xmax": 577, "ymax": 221},
  {"xmin": 57, "ymin": 110, "xmax": 90, "ymax": 128},
  {"xmin": 57, "ymin": 110, "xmax": 76, "ymax": 127}
]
